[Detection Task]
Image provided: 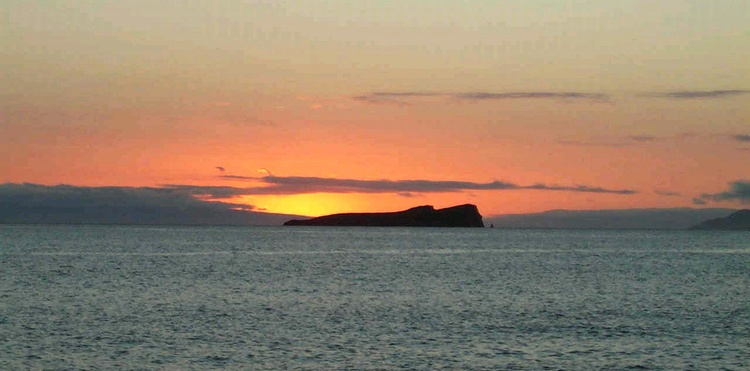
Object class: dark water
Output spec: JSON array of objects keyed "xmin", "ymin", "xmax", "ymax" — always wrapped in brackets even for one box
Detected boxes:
[{"xmin": 2, "ymin": 225, "xmax": 749, "ymax": 370}]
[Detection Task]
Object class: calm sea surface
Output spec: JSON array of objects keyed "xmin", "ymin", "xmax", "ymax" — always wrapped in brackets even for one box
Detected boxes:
[{"xmin": 2, "ymin": 225, "xmax": 749, "ymax": 370}]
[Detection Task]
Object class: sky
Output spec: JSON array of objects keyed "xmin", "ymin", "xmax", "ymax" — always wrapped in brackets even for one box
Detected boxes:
[{"xmin": 2, "ymin": 0, "xmax": 749, "ymax": 220}]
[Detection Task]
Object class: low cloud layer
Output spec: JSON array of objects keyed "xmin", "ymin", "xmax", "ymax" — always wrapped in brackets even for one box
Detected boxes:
[
  {"xmin": 0, "ymin": 183, "xmax": 228, "ymax": 208},
  {"xmin": 214, "ymin": 175, "xmax": 637, "ymax": 196},
  {"xmin": 732, "ymin": 134, "xmax": 750, "ymax": 142},
  {"xmin": 0, "ymin": 183, "xmax": 298, "ymax": 225},
  {"xmin": 694, "ymin": 180, "xmax": 750, "ymax": 204}
]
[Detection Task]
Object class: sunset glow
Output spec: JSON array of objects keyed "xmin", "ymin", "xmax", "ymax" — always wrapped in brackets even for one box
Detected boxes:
[
  {"xmin": 241, "ymin": 194, "xmax": 366, "ymax": 218},
  {"xmin": 2, "ymin": 1, "xmax": 749, "ymax": 222}
]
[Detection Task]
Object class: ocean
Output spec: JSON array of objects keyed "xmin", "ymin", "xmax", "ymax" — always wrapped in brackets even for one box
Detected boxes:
[{"xmin": 2, "ymin": 225, "xmax": 748, "ymax": 370}]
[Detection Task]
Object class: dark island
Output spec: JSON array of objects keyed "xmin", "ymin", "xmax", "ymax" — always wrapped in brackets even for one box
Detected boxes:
[
  {"xmin": 689, "ymin": 209, "xmax": 750, "ymax": 230},
  {"xmin": 284, "ymin": 204, "xmax": 484, "ymax": 227}
]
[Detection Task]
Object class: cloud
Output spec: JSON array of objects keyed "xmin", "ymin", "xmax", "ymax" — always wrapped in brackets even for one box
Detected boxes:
[
  {"xmin": 453, "ymin": 92, "xmax": 609, "ymax": 101},
  {"xmin": 160, "ymin": 184, "xmax": 272, "ymax": 198},
  {"xmin": 692, "ymin": 197, "xmax": 707, "ymax": 205},
  {"xmin": 558, "ymin": 140, "xmax": 617, "ymax": 147},
  {"xmin": 37, "ymin": 184, "xmax": 256, "ymax": 210},
  {"xmin": 210, "ymin": 174, "xmax": 637, "ymax": 195},
  {"xmin": 0, "ymin": 183, "xmax": 220, "ymax": 208},
  {"xmin": 0, "ymin": 183, "xmax": 299, "ymax": 225},
  {"xmin": 258, "ymin": 168, "xmax": 273, "ymax": 176},
  {"xmin": 352, "ymin": 91, "xmax": 609, "ymax": 105},
  {"xmin": 628, "ymin": 135, "xmax": 658, "ymax": 142},
  {"xmin": 695, "ymin": 180, "xmax": 750, "ymax": 204},
  {"xmin": 368, "ymin": 92, "xmax": 442, "ymax": 98},
  {"xmin": 397, "ymin": 192, "xmax": 420, "ymax": 198},
  {"xmin": 559, "ymin": 135, "xmax": 662, "ymax": 147},
  {"xmin": 352, "ymin": 92, "xmax": 440, "ymax": 106},
  {"xmin": 215, "ymin": 166, "xmax": 226, "ymax": 173},
  {"xmin": 560, "ymin": 132, "xmax": 750, "ymax": 148},
  {"xmin": 655, "ymin": 189, "xmax": 681, "ymax": 197},
  {"xmin": 645, "ymin": 90, "xmax": 750, "ymax": 99}
]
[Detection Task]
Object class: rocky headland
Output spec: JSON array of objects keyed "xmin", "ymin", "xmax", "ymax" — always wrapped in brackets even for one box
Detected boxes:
[{"xmin": 690, "ymin": 209, "xmax": 750, "ymax": 230}]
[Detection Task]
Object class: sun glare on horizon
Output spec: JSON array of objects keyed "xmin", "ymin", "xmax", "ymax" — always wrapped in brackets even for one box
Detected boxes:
[{"xmin": 240, "ymin": 194, "xmax": 369, "ymax": 217}]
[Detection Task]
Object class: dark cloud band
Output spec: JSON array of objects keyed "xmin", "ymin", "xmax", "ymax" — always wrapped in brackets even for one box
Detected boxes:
[
  {"xmin": 695, "ymin": 180, "xmax": 750, "ymax": 204},
  {"xmin": 213, "ymin": 175, "xmax": 636, "ymax": 196},
  {"xmin": 0, "ymin": 183, "xmax": 299, "ymax": 225}
]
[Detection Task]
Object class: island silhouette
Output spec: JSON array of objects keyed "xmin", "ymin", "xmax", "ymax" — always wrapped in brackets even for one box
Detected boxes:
[{"xmin": 284, "ymin": 204, "xmax": 484, "ymax": 227}]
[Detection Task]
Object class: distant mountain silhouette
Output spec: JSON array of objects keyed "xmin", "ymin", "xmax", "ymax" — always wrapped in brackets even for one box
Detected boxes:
[
  {"xmin": 485, "ymin": 208, "xmax": 738, "ymax": 230},
  {"xmin": 284, "ymin": 204, "xmax": 484, "ymax": 227},
  {"xmin": 690, "ymin": 209, "xmax": 750, "ymax": 230},
  {"xmin": 0, "ymin": 183, "xmax": 304, "ymax": 226}
]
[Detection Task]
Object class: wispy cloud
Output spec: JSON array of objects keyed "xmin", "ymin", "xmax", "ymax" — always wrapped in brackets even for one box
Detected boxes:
[
  {"xmin": 559, "ymin": 135, "xmax": 662, "ymax": 147},
  {"xmin": 397, "ymin": 192, "xmax": 420, "ymax": 198},
  {"xmin": 453, "ymin": 92, "xmax": 609, "ymax": 101},
  {"xmin": 654, "ymin": 189, "xmax": 681, "ymax": 197},
  {"xmin": 563, "ymin": 133, "xmax": 750, "ymax": 148},
  {"xmin": 355, "ymin": 89, "xmax": 750, "ymax": 105},
  {"xmin": 628, "ymin": 135, "xmax": 659, "ymax": 142},
  {"xmin": 351, "ymin": 96, "xmax": 406, "ymax": 106},
  {"xmin": 351, "ymin": 92, "xmax": 441, "ymax": 106},
  {"xmin": 209, "ymin": 174, "xmax": 637, "ymax": 196},
  {"xmin": 353, "ymin": 91, "xmax": 610, "ymax": 105},
  {"xmin": 694, "ymin": 180, "xmax": 750, "ymax": 204},
  {"xmin": 644, "ymin": 90, "xmax": 750, "ymax": 99},
  {"xmin": 369, "ymin": 92, "xmax": 442, "ymax": 98}
]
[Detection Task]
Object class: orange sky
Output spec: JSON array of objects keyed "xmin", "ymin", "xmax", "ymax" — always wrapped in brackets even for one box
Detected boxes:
[{"xmin": 2, "ymin": 1, "xmax": 749, "ymax": 218}]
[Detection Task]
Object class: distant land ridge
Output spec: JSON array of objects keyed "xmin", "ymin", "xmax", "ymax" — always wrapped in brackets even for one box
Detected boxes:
[
  {"xmin": 690, "ymin": 209, "xmax": 750, "ymax": 230},
  {"xmin": 485, "ymin": 208, "xmax": 738, "ymax": 230},
  {"xmin": 283, "ymin": 204, "xmax": 484, "ymax": 227}
]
